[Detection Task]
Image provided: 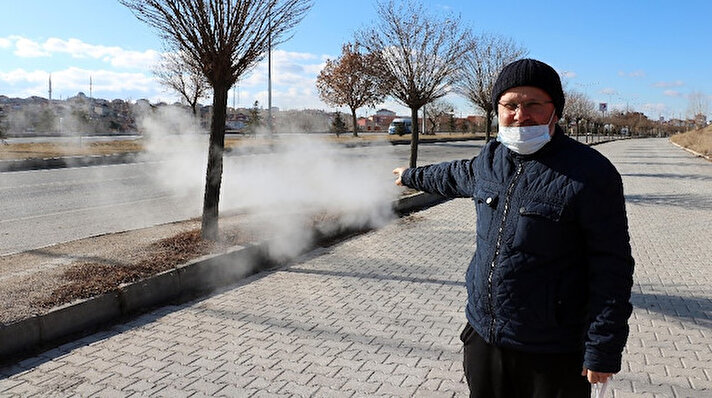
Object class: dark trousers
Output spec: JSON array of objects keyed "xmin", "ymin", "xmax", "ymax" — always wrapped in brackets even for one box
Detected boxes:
[{"xmin": 461, "ymin": 323, "xmax": 590, "ymax": 398}]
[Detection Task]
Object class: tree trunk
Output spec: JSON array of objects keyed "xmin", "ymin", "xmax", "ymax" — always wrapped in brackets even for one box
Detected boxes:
[
  {"xmin": 409, "ymin": 107, "xmax": 420, "ymax": 168},
  {"xmin": 191, "ymin": 92, "xmax": 199, "ymax": 116},
  {"xmin": 201, "ymin": 84, "xmax": 229, "ymax": 241},
  {"xmin": 350, "ymin": 107, "xmax": 358, "ymax": 137}
]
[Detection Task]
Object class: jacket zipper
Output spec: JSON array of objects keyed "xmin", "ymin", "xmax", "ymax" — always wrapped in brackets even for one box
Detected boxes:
[{"xmin": 487, "ymin": 160, "xmax": 524, "ymax": 342}]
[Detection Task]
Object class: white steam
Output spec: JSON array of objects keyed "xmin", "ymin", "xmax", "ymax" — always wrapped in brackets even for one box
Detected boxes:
[
  {"xmin": 137, "ymin": 108, "xmax": 400, "ymax": 261},
  {"xmin": 222, "ymin": 137, "xmax": 400, "ymax": 259},
  {"xmin": 136, "ymin": 106, "xmax": 207, "ymax": 208}
]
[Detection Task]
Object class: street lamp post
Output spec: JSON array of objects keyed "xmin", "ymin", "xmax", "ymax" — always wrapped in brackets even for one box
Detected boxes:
[{"xmin": 267, "ymin": 7, "xmax": 273, "ymax": 136}]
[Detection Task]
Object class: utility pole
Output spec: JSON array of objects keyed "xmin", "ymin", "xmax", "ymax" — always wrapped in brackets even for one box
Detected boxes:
[{"xmin": 267, "ymin": 5, "xmax": 273, "ymax": 136}]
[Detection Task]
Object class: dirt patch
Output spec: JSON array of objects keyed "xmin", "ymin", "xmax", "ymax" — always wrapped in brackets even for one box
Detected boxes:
[
  {"xmin": 0, "ymin": 213, "xmax": 261, "ymax": 325},
  {"xmin": 40, "ymin": 230, "xmax": 218, "ymax": 308}
]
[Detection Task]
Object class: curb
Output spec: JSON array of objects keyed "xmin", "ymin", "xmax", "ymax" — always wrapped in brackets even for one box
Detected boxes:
[
  {"xmin": 0, "ymin": 152, "xmax": 141, "ymax": 172},
  {"xmin": 388, "ymin": 136, "xmax": 480, "ymax": 145},
  {"xmin": 669, "ymin": 139, "xmax": 712, "ymax": 161},
  {"xmin": 0, "ymin": 192, "xmax": 447, "ymax": 363}
]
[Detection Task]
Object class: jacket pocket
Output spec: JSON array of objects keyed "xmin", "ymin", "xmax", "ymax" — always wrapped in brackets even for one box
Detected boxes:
[
  {"xmin": 473, "ymin": 187, "xmax": 499, "ymax": 239},
  {"xmin": 512, "ymin": 199, "xmax": 567, "ymax": 256}
]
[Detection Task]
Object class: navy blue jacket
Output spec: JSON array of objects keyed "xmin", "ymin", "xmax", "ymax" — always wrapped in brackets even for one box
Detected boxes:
[{"xmin": 401, "ymin": 127, "xmax": 634, "ymax": 373}]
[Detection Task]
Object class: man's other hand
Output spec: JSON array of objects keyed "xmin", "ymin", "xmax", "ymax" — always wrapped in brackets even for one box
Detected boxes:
[
  {"xmin": 393, "ymin": 167, "xmax": 406, "ymax": 186},
  {"xmin": 582, "ymin": 367, "xmax": 614, "ymax": 384}
]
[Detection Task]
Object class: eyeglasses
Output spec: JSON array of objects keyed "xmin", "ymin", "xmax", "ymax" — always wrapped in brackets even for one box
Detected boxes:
[{"xmin": 498, "ymin": 100, "xmax": 553, "ymax": 114}]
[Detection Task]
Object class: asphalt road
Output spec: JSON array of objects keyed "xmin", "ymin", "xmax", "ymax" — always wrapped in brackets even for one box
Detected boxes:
[{"xmin": 0, "ymin": 140, "xmax": 485, "ymax": 255}]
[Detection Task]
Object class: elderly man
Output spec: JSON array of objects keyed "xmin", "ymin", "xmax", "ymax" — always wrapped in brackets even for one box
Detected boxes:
[{"xmin": 393, "ymin": 58, "xmax": 634, "ymax": 397}]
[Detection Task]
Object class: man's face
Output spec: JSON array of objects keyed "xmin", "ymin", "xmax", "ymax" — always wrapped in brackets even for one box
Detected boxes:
[{"xmin": 497, "ymin": 86, "xmax": 558, "ymax": 134}]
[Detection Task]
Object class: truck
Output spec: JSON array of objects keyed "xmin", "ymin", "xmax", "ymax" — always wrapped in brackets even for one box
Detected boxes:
[{"xmin": 387, "ymin": 118, "xmax": 412, "ymax": 135}]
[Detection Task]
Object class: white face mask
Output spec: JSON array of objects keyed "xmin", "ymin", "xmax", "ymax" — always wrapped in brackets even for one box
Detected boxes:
[{"xmin": 497, "ymin": 110, "xmax": 556, "ymax": 155}]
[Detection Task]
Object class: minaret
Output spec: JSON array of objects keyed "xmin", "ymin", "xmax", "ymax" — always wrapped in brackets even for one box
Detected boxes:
[
  {"xmin": 89, "ymin": 76, "xmax": 93, "ymax": 99},
  {"xmin": 48, "ymin": 74, "xmax": 52, "ymax": 100}
]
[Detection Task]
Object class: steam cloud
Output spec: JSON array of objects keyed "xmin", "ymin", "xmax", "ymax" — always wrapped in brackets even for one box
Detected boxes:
[{"xmin": 137, "ymin": 107, "xmax": 400, "ymax": 261}]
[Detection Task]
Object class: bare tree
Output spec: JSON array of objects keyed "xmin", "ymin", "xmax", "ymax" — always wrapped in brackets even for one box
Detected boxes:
[
  {"xmin": 316, "ymin": 43, "xmax": 386, "ymax": 137},
  {"xmin": 121, "ymin": 0, "xmax": 312, "ymax": 240},
  {"xmin": 154, "ymin": 50, "xmax": 210, "ymax": 115},
  {"xmin": 563, "ymin": 89, "xmax": 596, "ymax": 138},
  {"xmin": 424, "ymin": 99, "xmax": 454, "ymax": 134},
  {"xmin": 357, "ymin": 0, "xmax": 470, "ymax": 168},
  {"xmin": 687, "ymin": 91, "xmax": 709, "ymax": 123},
  {"xmin": 455, "ymin": 33, "xmax": 527, "ymax": 142},
  {"xmin": 609, "ymin": 110, "xmax": 652, "ymax": 136}
]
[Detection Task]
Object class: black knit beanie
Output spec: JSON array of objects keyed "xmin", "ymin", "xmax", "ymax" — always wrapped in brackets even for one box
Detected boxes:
[{"xmin": 492, "ymin": 58, "xmax": 565, "ymax": 118}]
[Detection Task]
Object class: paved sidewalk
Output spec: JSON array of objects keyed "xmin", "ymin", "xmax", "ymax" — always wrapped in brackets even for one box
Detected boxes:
[
  {"xmin": 607, "ymin": 139, "xmax": 711, "ymax": 397},
  {"xmin": 1, "ymin": 138, "xmax": 711, "ymax": 397}
]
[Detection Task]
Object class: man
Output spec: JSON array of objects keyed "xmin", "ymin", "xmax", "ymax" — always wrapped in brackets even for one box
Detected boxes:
[{"xmin": 393, "ymin": 58, "xmax": 634, "ymax": 397}]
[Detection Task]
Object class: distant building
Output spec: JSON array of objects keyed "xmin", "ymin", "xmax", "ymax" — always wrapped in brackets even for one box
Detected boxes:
[
  {"xmin": 93, "ymin": 104, "xmax": 109, "ymax": 116},
  {"xmin": 369, "ymin": 109, "xmax": 399, "ymax": 131},
  {"xmin": 357, "ymin": 117, "xmax": 379, "ymax": 131},
  {"xmin": 466, "ymin": 115, "xmax": 485, "ymax": 127},
  {"xmin": 67, "ymin": 92, "xmax": 88, "ymax": 104},
  {"xmin": 375, "ymin": 108, "xmax": 396, "ymax": 116},
  {"xmin": 694, "ymin": 113, "xmax": 707, "ymax": 128}
]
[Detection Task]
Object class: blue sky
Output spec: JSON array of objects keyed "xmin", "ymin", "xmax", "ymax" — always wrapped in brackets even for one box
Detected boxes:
[{"xmin": 1, "ymin": 0, "xmax": 710, "ymax": 120}]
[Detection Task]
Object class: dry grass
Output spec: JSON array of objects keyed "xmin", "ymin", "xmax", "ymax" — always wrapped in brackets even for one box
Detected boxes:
[
  {"xmin": 670, "ymin": 125, "xmax": 712, "ymax": 157},
  {"xmin": 0, "ymin": 140, "xmax": 143, "ymax": 160},
  {"xmin": 1, "ymin": 132, "xmax": 482, "ymax": 161}
]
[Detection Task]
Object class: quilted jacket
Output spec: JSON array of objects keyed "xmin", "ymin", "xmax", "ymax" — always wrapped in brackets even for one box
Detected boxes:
[{"xmin": 401, "ymin": 126, "xmax": 634, "ymax": 373}]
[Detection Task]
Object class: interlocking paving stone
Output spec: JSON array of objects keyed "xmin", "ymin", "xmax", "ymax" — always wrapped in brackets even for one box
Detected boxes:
[{"xmin": 1, "ymin": 138, "xmax": 710, "ymax": 397}]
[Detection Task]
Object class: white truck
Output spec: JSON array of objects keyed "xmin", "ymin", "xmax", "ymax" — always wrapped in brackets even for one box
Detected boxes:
[{"xmin": 388, "ymin": 118, "xmax": 412, "ymax": 135}]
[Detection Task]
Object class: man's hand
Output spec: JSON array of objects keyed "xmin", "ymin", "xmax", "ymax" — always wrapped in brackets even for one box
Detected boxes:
[
  {"xmin": 582, "ymin": 367, "xmax": 614, "ymax": 384},
  {"xmin": 393, "ymin": 167, "xmax": 407, "ymax": 186}
]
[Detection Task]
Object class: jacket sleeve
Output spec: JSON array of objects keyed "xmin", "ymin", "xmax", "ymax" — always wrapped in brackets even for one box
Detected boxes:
[
  {"xmin": 579, "ymin": 163, "xmax": 635, "ymax": 373},
  {"xmin": 400, "ymin": 159, "xmax": 476, "ymax": 199}
]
